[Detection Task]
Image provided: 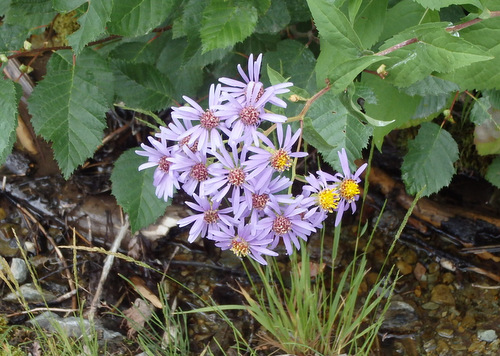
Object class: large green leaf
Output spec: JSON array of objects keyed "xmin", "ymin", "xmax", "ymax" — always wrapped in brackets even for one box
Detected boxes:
[
  {"xmin": 255, "ymin": 0, "xmax": 290, "ymax": 34},
  {"xmin": 401, "ymin": 122, "xmax": 459, "ymax": 196},
  {"xmin": 438, "ymin": 17, "xmax": 500, "ymax": 91},
  {"xmin": 28, "ymin": 49, "xmax": 111, "ymax": 178},
  {"xmin": 381, "ymin": 23, "xmax": 492, "ymax": 87},
  {"xmin": 52, "ymin": 0, "xmax": 86, "ymax": 11},
  {"xmin": 359, "ymin": 74, "xmax": 421, "ymax": 149},
  {"xmin": 0, "ymin": 24, "xmax": 28, "ymax": 52},
  {"xmin": 414, "ymin": 0, "xmax": 483, "ymax": 10},
  {"xmin": 485, "ymin": 156, "xmax": 500, "ymax": 188},
  {"xmin": 112, "ymin": 60, "xmax": 174, "ymax": 111},
  {"xmin": 5, "ymin": 0, "xmax": 57, "ymax": 29},
  {"xmin": 401, "ymin": 76, "xmax": 459, "ymax": 97},
  {"xmin": 111, "ymin": 148, "xmax": 170, "ymax": 233},
  {"xmin": 303, "ymin": 90, "xmax": 372, "ymax": 172},
  {"xmin": 108, "ymin": 0, "xmax": 174, "ymax": 37},
  {"xmin": 353, "ymin": 0, "xmax": 388, "ymax": 49},
  {"xmin": 0, "ymin": 79, "xmax": 21, "ymax": 165},
  {"xmin": 68, "ymin": 0, "xmax": 113, "ymax": 55},
  {"xmin": 200, "ymin": 0, "xmax": 258, "ymax": 52}
]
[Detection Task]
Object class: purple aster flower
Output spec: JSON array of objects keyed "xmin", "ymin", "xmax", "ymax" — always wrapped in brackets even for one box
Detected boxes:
[
  {"xmin": 258, "ymin": 195, "xmax": 316, "ymax": 255},
  {"xmin": 234, "ymin": 174, "xmax": 293, "ymax": 230},
  {"xmin": 169, "ymin": 146, "xmax": 211, "ymax": 196},
  {"xmin": 135, "ymin": 135, "xmax": 181, "ymax": 201},
  {"xmin": 177, "ymin": 194, "xmax": 236, "ymax": 243},
  {"xmin": 245, "ymin": 124, "xmax": 307, "ymax": 176},
  {"xmin": 209, "ymin": 223, "xmax": 278, "ymax": 265},
  {"xmin": 216, "ymin": 81, "xmax": 287, "ymax": 146},
  {"xmin": 204, "ymin": 143, "xmax": 271, "ymax": 215},
  {"xmin": 333, "ymin": 148, "xmax": 368, "ymax": 226},
  {"xmin": 219, "ymin": 53, "xmax": 293, "ymax": 108},
  {"xmin": 171, "ymin": 84, "xmax": 228, "ymax": 154},
  {"xmin": 157, "ymin": 118, "xmax": 197, "ymax": 151},
  {"xmin": 302, "ymin": 170, "xmax": 340, "ymax": 213}
]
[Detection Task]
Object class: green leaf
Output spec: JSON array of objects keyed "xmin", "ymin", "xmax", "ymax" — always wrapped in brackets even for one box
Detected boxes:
[
  {"xmin": 327, "ymin": 55, "xmax": 387, "ymax": 94},
  {"xmin": 474, "ymin": 107, "xmax": 500, "ymax": 155},
  {"xmin": 401, "ymin": 122, "xmax": 459, "ymax": 196},
  {"xmin": 52, "ymin": 0, "xmax": 86, "ymax": 12},
  {"xmin": 68, "ymin": 0, "xmax": 113, "ymax": 55},
  {"xmin": 252, "ymin": 0, "xmax": 270, "ymax": 14},
  {"xmin": 485, "ymin": 156, "xmax": 500, "ymax": 188},
  {"xmin": 108, "ymin": 0, "xmax": 174, "ymax": 37},
  {"xmin": 382, "ymin": 23, "xmax": 492, "ymax": 87},
  {"xmin": 359, "ymin": 74, "xmax": 421, "ymax": 149},
  {"xmin": 401, "ymin": 76, "xmax": 460, "ymax": 97},
  {"xmin": 0, "ymin": 1, "xmax": 11, "ymax": 16},
  {"xmin": 414, "ymin": 0, "xmax": 483, "ymax": 10},
  {"xmin": 438, "ymin": 17, "xmax": 500, "ymax": 91},
  {"xmin": 380, "ymin": 0, "xmax": 439, "ymax": 45},
  {"xmin": 0, "ymin": 24, "xmax": 29, "ymax": 52},
  {"xmin": 264, "ymin": 40, "xmax": 316, "ymax": 93},
  {"xmin": 412, "ymin": 94, "xmax": 450, "ymax": 119},
  {"xmin": 5, "ymin": 0, "xmax": 57, "ymax": 29},
  {"xmin": 285, "ymin": 0, "xmax": 311, "ymax": 23},
  {"xmin": 470, "ymin": 96, "xmax": 493, "ymax": 125},
  {"xmin": 111, "ymin": 148, "xmax": 170, "ymax": 232},
  {"xmin": 303, "ymin": 90, "xmax": 372, "ymax": 172},
  {"xmin": 255, "ymin": 0, "xmax": 290, "ymax": 34},
  {"xmin": 28, "ymin": 49, "xmax": 110, "ymax": 178},
  {"xmin": 353, "ymin": 0, "xmax": 388, "ymax": 49},
  {"xmin": 113, "ymin": 60, "xmax": 174, "ymax": 111},
  {"xmin": 0, "ymin": 79, "xmax": 21, "ymax": 164},
  {"xmin": 200, "ymin": 0, "xmax": 258, "ymax": 52}
]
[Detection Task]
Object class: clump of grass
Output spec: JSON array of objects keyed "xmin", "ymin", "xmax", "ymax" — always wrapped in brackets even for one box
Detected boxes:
[{"xmin": 240, "ymin": 222, "xmax": 397, "ymax": 356}]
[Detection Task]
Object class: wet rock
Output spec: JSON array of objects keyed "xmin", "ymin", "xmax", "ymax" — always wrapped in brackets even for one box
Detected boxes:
[
  {"xmin": 3, "ymin": 283, "xmax": 56, "ymax": 303},
  {"xmin": 27, "ymin": 311, "xmax": 123, "ymax": 344},
  {"xmin": 396, "ymin": 260, "xmax": 413, "ymax": 275},
  {"xmin": 10, "ymin": 258, "xmax": 28, "ymax": 283},
  {"xmin": 437, "ymin": 328, "xmax": 454, "ymax": 339},
  {"xmin": 431, "ymin": 284, "xmax": 455, "ymax": 306},
  {"xmin": 478, "ymin": 329, "xmax": 498, "ymax": 343},
  {"xmin": 380, "ymin": 300, "xmax": 421, "ymax": 337},
  {"xmin": 0, "ymin": 227, "xmax": 21, "ymax": 257}
]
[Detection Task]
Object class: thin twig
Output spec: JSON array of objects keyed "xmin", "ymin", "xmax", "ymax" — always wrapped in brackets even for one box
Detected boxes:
[{"xmin": 88, "ymin": 218, "xmax": 130, "ymax": 322}]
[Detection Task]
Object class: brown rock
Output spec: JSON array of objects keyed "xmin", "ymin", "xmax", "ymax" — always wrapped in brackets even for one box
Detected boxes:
[{"xmin": 431, "ymin": 284, "xmax": 456, "ymax": 306}]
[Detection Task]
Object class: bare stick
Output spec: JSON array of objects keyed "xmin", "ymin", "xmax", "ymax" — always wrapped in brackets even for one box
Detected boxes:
[{"xmin": 88, "ymin": 218, "xmax": 130, "ymax": 322}]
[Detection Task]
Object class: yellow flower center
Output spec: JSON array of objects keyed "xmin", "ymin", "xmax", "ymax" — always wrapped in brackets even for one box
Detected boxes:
[
  {"xmin": 270, "ymin": 148, "xmax": 292, "ymax": 172},
  {"xmin": 340, "ymin": 179, "xmax": 360, "ymax": 203},
  {"xmin": 230, "ymin": 236, "xmax": 249, "ymax": 257},
  {"xmin": 317, "ymin": 188, "xmax": 339, "ymax": 212}
]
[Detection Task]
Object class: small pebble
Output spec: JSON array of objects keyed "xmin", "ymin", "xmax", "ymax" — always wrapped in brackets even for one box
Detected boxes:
[
  {"xmin": 431, "ymin": 284, "xmax": 455, "ymax": 305},
  {"xmin": 396, "ymin": 260, "xmax": 413, "ymax": 275},
  {"xmin": 477, "ymin": 329, "xmax": 498, "ymax": 343}
]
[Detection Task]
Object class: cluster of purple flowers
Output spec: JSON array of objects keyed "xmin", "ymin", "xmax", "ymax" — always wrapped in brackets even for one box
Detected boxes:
[{"xmin": 136, "ymin": 54, "xmax": 367, "ymax": 265}]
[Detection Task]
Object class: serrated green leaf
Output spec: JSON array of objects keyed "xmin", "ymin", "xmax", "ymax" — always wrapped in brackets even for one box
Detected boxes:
[
  {"xmin": 28, "ymin": 49, "xmax": 111, "ymax": 178},
  {"xmin": 264, "ymin": 39, "xmax": 316, "ymax": 94},
  {"xmin": 0, "ymin": 79, "xmax": 21, "ymax": 164},
  {"xmin": 412, "ymin": 93, "xmax": 450, "ymax": 119},
  {"xmin": 108, "ymin": 0, "xmax": 173, "ymax": 37},
  {"xmin": 359, "ymin": 73, "xmax": 421, "ymax": 149},
  {"xmin": 111, "ymin": 148, "xmax": 170, "ymax": 232},
  {"xmin": 110, "ymin": 34, "xmax": 167, "ymax": 65},
  {"xmin": 0, "ymin": 24, "xmax": 29, "ymax": 52},
  {"xmin": 172, "ymin": 0, "xmax": 206, "ymax": 40},
  {"xmin": 401, "ymin": 76, "xmax": 460, "ymax": 96},
  {"xmin": 303, "ymin": 90, "xmax": 371, "ymax": 172},
  {"xmin": 401, "ymin": 122, "xmax": 459, "ymax": 196},
  {"xmin": 485, "ymin": 155, "xmax": 500, "ymax": 188},
  {"xmin": 0, "ymin": 1, "xmax": 11, "ymax": 16},
  {"xmin": 201, "ymin": 0, "xmax": 258, "ymax": 52},
  {"xmin": 380, "ymin": 0, "xmax": 439, "ymax": 45},
  {"xmin": 255, "ymin": 0, "xmax": 290, "ymax": 34},
  {"xmin": 438, "ymin": 17, "xmax": 500, "ymax": 91},
  {"xmin": 285, "ymin": 0, "xmax": 311, "ymax": 23},
  {"xmin": 474, "ymin": 107, "xmax": 500, "ymax": 155},
  {"xmin": 353, "ymin": 0, "xmax": 387, "ymax": 49},
  {"xmin": 6, "ymin": 0, "xmax": 57, "ymax": 29},
  {"xmin": 52, "ymin": 0, "xmax": 86, "ymax": 12},
  {"xmin": 113, "ymin": 60, "xmax": 173, "ymax": 111},
  {"xmin": 328, "ymin": 55, "xmax": 387, "ymax": 94},
  {"xmin": 470, "ymin": 96, "xmax": 493, "ymax": 125},
  {"xmin": 252, "ymin": 0, "xmax": 270, "ymax": 14},
  {"xmin": 68, "ymin": 0, "xmax": 113, "ymax": 55},
  {"xmin": 382, "ymin": 23, "xmax": 492, "ymax": 87},
  {"xmin": 414, "ymin": 0, "xmax": 483, "ymax": 10}
]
